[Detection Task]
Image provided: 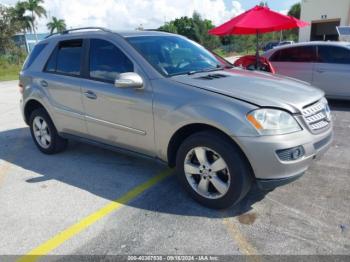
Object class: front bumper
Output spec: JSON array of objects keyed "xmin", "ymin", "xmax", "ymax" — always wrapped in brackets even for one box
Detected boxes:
[
  {"xmin": 256, "ymin": 172, "xmax": 304, "ymax": 190},
  {"xmin": 236, "ymin": 124, "xmax": 333, "ymax": 188}
]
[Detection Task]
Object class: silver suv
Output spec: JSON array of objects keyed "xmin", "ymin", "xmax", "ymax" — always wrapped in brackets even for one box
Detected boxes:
[{"xmin": 20, "ymin": 28, "xmax": 333, "ymax": 209}]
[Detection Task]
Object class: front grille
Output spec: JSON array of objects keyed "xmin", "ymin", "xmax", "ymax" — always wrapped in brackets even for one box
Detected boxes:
[{"xmin": 302, "ymin": 100, "xmax": 331, "ymax": 132}]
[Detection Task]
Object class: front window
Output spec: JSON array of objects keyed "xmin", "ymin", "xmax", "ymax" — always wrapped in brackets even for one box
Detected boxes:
[
  {"xmin": 317, "ymin": 45, "xmax": 350, "ymax": 64},
  {"xmin": 127, "ymin": 35, "xmax": 221, "ymax": 76},
  {"xmin": 89, "ymin": 39, "xmax": 134, "ymax": 82}
]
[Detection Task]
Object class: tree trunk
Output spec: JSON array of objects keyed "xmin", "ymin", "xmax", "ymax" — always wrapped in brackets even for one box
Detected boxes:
[
  {"xmin": 32, "ymin": 11, "xmax": 38, "ymax": 43},
  {"xmin": 255, "ymin": 30, "xmax": 260, "ymax": 70}
]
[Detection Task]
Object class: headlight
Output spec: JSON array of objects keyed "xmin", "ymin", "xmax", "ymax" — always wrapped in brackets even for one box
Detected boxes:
[
  {"xmin": 247, "ymin": 109, "xmax": 301, "ymax": 135},
  {"xmin": 321, "ymin": 97, "xmax": 332, "ymax": 121}
]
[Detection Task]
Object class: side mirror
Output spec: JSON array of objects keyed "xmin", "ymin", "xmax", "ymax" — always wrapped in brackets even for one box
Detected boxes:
[{"xmin": 114, "ymin": 72, "xmax": 143, "ymax": 89}]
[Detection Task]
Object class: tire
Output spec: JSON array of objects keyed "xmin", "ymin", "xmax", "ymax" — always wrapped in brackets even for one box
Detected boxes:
[
  {"xmin": 175, "ymin": 130, "xmax": 253, "ymax": 209},
  {"xmin": 29, "ymin": 108, "xmax": 67, "ymax": 154}
]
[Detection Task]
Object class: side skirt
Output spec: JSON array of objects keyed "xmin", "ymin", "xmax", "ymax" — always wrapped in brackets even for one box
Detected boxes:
[{"xmin": 59, "ymin": 132, "xmax": 167, "ymax": 165}]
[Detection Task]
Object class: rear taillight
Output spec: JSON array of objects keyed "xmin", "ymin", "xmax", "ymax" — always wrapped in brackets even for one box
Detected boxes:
[{"xmin": 19, "ymin": 82, "xmax": 24, "ymax": 94}]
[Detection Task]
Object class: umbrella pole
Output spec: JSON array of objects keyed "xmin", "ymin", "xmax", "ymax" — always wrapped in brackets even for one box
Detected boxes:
[{"xmin": 256, "ymin": 31, "xmax": 259, "ymax": 70}]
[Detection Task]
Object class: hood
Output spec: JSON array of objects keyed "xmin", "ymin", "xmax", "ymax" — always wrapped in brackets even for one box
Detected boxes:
[{"xmin": 171, "ymin": 68, "xmax": 324, "ymax": 113}]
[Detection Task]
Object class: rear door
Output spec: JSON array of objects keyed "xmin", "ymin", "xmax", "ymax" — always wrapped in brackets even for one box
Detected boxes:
[
  {"xmin": 42, "ymin": 39, "xmax": 87, "ymax": 135},
  {"xmin": 269, "ymin": 45, "xmax": 317, "ymax": 83},
  {"xmin": 313, "ymin": 45, "xmax": 350, "ymax": 98}
]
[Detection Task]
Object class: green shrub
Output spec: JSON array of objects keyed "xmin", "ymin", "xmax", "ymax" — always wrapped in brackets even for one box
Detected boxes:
[{"xmin": 0, "ymin": 50, "xmax": 25, "ymax": 81}]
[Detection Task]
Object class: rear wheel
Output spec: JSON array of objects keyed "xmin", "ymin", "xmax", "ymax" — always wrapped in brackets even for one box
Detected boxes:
[
  {"xmin": 29, "ymin": 108, "xmax": 67, "ymax": 154},
  {"xmin": 176, "ymin": 131, "xmax": 252, "ymax": 209}
]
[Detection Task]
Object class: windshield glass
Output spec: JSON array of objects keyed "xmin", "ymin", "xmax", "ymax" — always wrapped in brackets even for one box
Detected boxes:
[{"xmin": 127, "ymin": 35, "xmax": 221, "ymax": 76}]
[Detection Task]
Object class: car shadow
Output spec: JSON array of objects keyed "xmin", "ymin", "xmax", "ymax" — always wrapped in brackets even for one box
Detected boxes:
[{"xmin": 0, "ymin": 127, "xmax": 268, "ymax": 219}]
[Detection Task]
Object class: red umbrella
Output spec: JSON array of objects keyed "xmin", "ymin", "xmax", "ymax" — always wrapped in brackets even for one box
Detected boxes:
[
  {"xmin": 289, "ymin": 16, "xmax": 310, "ymax": 28},
  {"xmin": 209, "ymin": 5, "xmax": 310, "ymax": 68},
  {"xmin": 209, "ymin": 5, "xmax": 309, "ymax": 35}
]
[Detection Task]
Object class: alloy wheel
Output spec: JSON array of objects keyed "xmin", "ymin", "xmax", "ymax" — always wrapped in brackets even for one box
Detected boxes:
[
  {"xmin": 184, "ymin": 146, "xmax": 231, "ymax": 199},
  {"xmin": 32, "ymin": 116, "xmax": 51, "ymax": 149}
]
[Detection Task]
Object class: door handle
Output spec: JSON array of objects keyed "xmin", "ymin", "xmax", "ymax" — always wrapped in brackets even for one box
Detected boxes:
[
  {"xmin": 316, "ymin": 69, "xmax": 325, "ymax": 73},
  {"xmin": 40, "ymin": 80, "xmax": 48, "ymax": 87},
  {"xmin": 84, "ymin": 90, "xmax": 97, "ymax": 99}
]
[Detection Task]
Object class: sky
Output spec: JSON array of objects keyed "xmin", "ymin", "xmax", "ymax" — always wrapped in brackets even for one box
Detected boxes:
[{"xmin": 0, "ymin": 0, "xmax": 300, "ymax": 33}]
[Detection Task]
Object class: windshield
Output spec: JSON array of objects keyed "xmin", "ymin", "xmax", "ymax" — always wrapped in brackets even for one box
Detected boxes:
[{"xmin": 127, "ymin": 35, "xmax": 221, "ymax": 76}]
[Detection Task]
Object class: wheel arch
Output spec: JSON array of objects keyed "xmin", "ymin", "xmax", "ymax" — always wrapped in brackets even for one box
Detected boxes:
[
  {"xmin": 167, "ymin": 123, "xmax": 254, "ymax": 177},
  {"xmin": 24, "ymin": 99, "xmax": 50, "ymax": 125}
]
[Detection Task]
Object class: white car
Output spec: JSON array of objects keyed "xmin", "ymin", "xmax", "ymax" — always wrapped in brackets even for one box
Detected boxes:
[{"xmin": 263, "ymin": 41, "xmax": 350, "ymax": 100}]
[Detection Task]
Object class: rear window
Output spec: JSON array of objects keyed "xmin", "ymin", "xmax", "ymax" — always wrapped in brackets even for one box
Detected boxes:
[
  {"xmin": 45, "ymin": 40, "xmax": 83, "ymax": 76},
  {"xmin": 23, "ymin": 43, "xmax": 47, "ymax": 70},
  {"xmin": 270, "ymin": 46, "xmax": 317, "ymax": 62}
]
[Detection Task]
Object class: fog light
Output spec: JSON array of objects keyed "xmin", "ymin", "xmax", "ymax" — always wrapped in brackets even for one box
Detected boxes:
[
  {"xmin": 291, "ymin": 148, "xmax": 302, "ymax": 160},
  {"xmin": 276, "ymin": 146, "xmax": 305, "ymax": 161}
]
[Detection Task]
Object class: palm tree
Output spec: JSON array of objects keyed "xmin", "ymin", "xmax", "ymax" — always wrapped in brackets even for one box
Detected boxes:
[
  {"xmin": 9, "ymin": 2, "xmax": 33, "ymax": 33},
  {"xmin": 47, "ymin": 17, "xmax": 66, "ymax": 34},
  {"xmin": 24, "ymin": 0, "xmax": 47, "ymax": 42}
]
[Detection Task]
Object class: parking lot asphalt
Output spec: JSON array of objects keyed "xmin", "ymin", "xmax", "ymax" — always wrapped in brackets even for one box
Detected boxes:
[{"xmin": 0, "ymin": 80, "xmax": 349, "ymax": 259}]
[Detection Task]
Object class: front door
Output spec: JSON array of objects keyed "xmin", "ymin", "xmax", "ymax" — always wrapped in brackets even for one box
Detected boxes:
[{"xmin": 80, "ymin": 38, "xmax": 155, "ymax": 156}]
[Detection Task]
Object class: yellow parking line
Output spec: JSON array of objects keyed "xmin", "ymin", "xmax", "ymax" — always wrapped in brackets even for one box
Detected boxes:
[
  {"xmin": 223, "ymin": 217, "xmax": 261, "ymax": 262},
  {"xmin": 18, "ymin": 168, "xmax": 173, "ymax": 262}
]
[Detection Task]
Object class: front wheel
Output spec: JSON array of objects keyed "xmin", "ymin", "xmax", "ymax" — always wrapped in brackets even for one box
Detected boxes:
[{"xmin": 176, "ymin": 131, "xmax": 252, "ymax": 209}]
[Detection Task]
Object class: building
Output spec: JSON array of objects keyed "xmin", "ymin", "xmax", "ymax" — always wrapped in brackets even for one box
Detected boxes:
[
  {"xmin": 13, "ymin": 33, "xmax": 49, "ymax": 53},
  {"xmin": 299, "ymin": 0, "xmax": 350, "ymax": 42}
]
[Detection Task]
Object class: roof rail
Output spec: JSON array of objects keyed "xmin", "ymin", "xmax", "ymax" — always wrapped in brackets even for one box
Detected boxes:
[{"xmin": 45, "ymin": 27, "xmax": 112, "ymax": 39}]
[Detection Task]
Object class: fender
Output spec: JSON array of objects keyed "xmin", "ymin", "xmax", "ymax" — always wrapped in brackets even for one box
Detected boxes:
[
  {"xmin": 152, "ymin": 79, "xmax": 260, "ymax": 161},
  {"xmin": 22, "ymin": 83, "xmax": 55, "ymax": 125}
]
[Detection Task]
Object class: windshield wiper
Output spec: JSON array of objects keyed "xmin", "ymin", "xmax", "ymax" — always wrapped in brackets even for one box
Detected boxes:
[
  {"xmin": 187, "ymin": 64, "xmax": 225, "ymax": 75},
  {"xmin": 170, "ymin": 64, "xmax": 232, "ymax": 77}
]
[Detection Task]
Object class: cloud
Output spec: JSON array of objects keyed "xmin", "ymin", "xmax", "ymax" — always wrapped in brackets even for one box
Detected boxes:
[
  {"xmin": 279, "ymin": 9, "xmax": 289, "ymax": 15},
  {"xmin": 18, "ymin": 0, "xmax": 243, "ymax": 33}
]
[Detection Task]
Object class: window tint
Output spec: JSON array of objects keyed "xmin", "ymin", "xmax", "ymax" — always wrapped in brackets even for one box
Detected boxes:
[
  {"xmin": 23, "ymin": 43, "xmax": 47, "ymax": 70},
  {"xmin": 45, "ymin": 49, "xmax": 57, "ymax": 72},
  {"xmin": 89, "ymin": 39, "xmax": 133, "ymax": 82},
  {"xmin": 56, "ymin": 40, "xmax": 82, "ymax": 75},
  {"xmin": 317, "ymin": 46, "xmax": 350, "ymax": 64},
  {"xmin": 270, "ymin": 46, "xmax": 317, "ymax": 62},
  {"xmin": 45, "ymin": 40, "xmax": 82, "ymax": 76}
]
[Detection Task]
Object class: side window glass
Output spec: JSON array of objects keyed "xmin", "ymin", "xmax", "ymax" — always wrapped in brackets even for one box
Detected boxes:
[
  {"xmin": 293, "ymin": 46, "xmax": 316, "ymax": 62},
  {"xmin": 45, "ymin": 40, "xmax": 82, "ymax": 76},
  {"xmin": 45, "ymin": 49, "xmax": 57, "ymax": 72},
  {"xmin": 89, "ymin": 39, "xmax": 134, "ymax": 82},
  {"xmin": 270, "ymin": 50, "xmax": 282, "ymax": 62},
  {"xmin": 270, "ymin": 46, "xmax": 316, "ymax": 62},
  {"xmin": 56, "ymin": 40, "xmax": 82, "ymax": 75},
  {"xmin": 23, "ymin": 43, "xmax": 47, "ymax": 70},
  {"xmin": 318, "ymin": 46, "xmax": 350, "ymax": 64}
]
